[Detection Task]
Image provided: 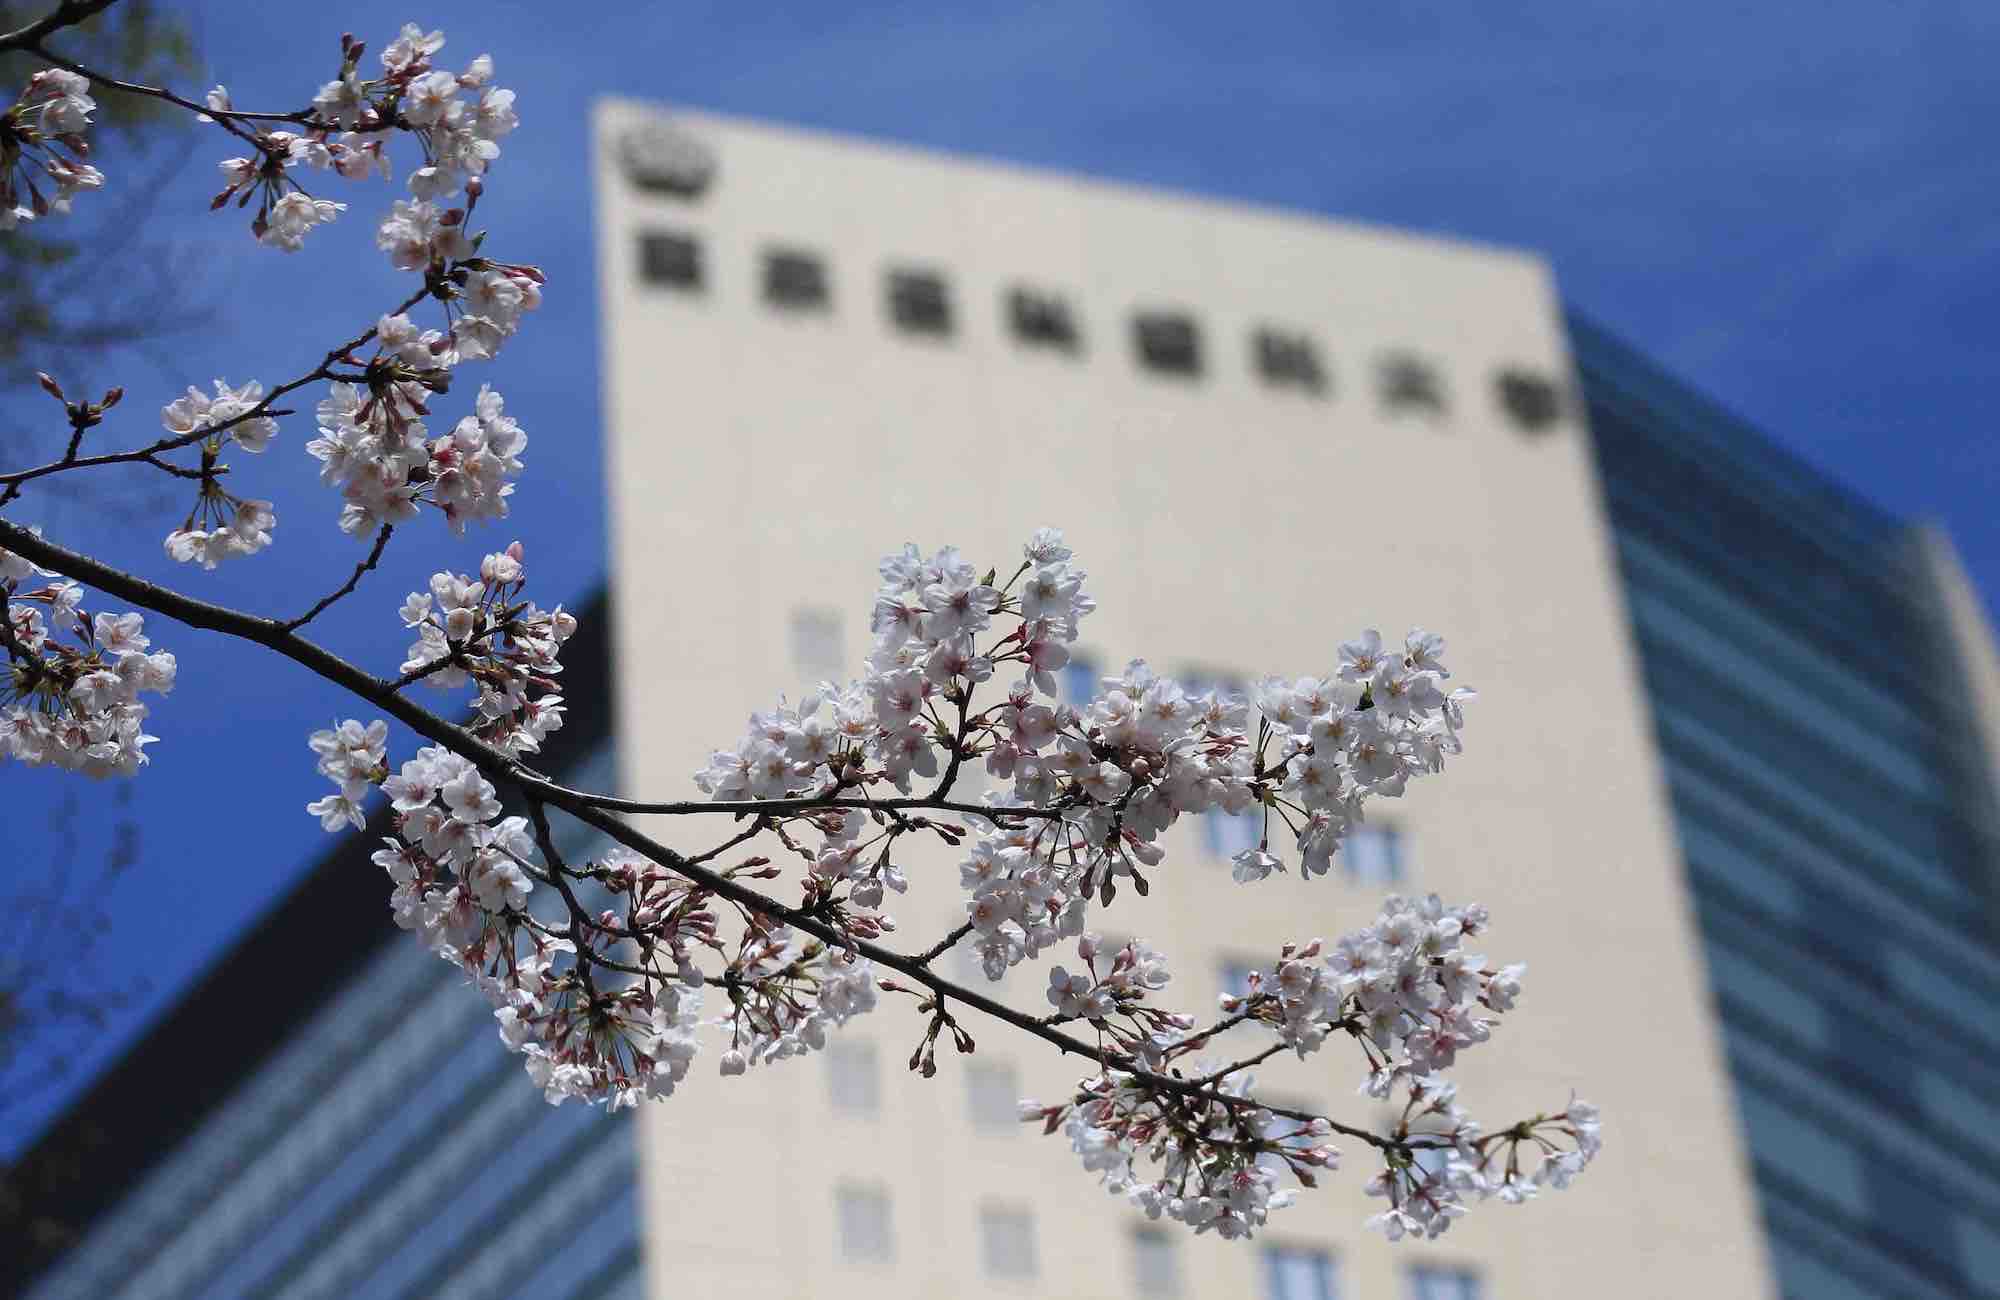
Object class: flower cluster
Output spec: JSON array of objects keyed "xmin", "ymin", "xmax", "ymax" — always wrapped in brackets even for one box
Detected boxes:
[
  {"xmin": 690, "ymin": 532, "xmax": 1475, "ymax": 992},
  {"xmin": 342, "ymin": 738, "xmax": 702, "ymax": 1109},
  {"xmin": 1, "ymin": 69, "xmax": 103, "ymax": 231},
  {"xmin": 503, "ymin": 948, "xmax": 707, "ymax": 1110},
  {"xmin": 323, "ymin": 730, "xmax": 882, "ymax": 1107},
  {"xmin": 208, "ymin": 25, "xmax": 517, "ymax": 251},
  {"xmin": 1042, "ymin": 933, "xmax": 1192, "ymax": 1066},
  {"xmin": 1201, "ymin": 895, "xmax": 1599, "ymax": 1239},
  {"xmin": 715, "ymin": 928, "xmax": 881, "ymax": 1075},
  {"xmin": 375, "ymin": 198, "xmax": 545, "ymax": 362},
  {"xmin": 0, "ymin": 545, "xmax": 173, "ymax": 776},
  {"xmin": 398, "ymin": 542, "xmax": 573, "ymax": 755},
  {"xmin": 1364, "ymin": 1084, "xmax": 1601, "ymax": 1241},
  {"xmin": 318, "ymin": 26, "xmax": 516, "ymax": 201},
  {"xmin": 305, "ymin": 717, "xmax": 390, "ymax": 831},
  {"xmin": 156, "ymin": 379, "xmax": 283, "ymax": 567},
  {"xmin": 954, "ymin": 647, "xmax": 1469, "ymax": 978},
  {"xmin": 1024, "ymin": 1071, "xmax": 1337, "ymax": 1241},
  {"xmin": 696, "ymin": 529, "xmax": 1093, "ymax": 803},
  {"xmin": 1320, "ymin": 894, "xmax": 1519, "ymax": 1085},
  {"xmin": 305, "ymin": 366, "xmax": 529, "ymax": 538}
]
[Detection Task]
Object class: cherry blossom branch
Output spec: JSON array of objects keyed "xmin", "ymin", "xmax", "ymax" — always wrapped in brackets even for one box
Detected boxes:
[
  {"xmin": 0, "ymin": 516, "xmax": 1396, "ymax": 1149},
  {"xmin": 0, "ymin": 286, "xmax": 428, "ymax": 499},
  {"xmin": 21, "ymin": 39, "xmax": 261, "ymax": 144}
]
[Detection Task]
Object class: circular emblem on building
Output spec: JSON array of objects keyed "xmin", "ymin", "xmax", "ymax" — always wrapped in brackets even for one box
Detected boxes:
[{"xmin": 618, "ymin": 120, "xmax": 717, "ymax": 199}]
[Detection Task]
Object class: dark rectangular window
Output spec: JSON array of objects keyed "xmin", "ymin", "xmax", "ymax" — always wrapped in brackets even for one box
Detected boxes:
[
  {"xmin": 887, "ymin": 268, "xmax": 952, "ymax": 337},
  {"xmin": 1344, "ymin": 823, "xmax": 1403, "ymax": 885},
  {"xmin": 1262, "ymin": 1245, "xmax": 1337, "ymax": 1300},
  {"xmin": 1008, "ymin": 287, "xmax": 1080, "ymax": 352},
  {"xmin": 1254, "ymin": 327, "xmax": 1328, "ymax": 394},
  {"xmin": 1378, "ymin": 351, "xmax": 1447, "ymax": 418},
  {"xmin": 637, "ymin": 230, "xmax": 701, "ymax": 290},
  {"xmin": 1494, "ymin": 367, "xmax": 1565, "ymax": 432},
  {"xmin": 1134, "ymin": 311, "xmax": 1201, "ymax": 377},
  {"xmin": 763, "ymin": 247, "xmax": 830, "ymax": 311}
]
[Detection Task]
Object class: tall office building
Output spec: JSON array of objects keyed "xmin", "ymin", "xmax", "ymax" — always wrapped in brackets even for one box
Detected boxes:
[
  {"xmin": 588, "ymin": 101, "xmax": 1771, "ymax": 1300},
  {"xmin": 8, "ymin": 101, "xmax": 1996, "ymax": 1300},
  {"xmin": 1573, "ymin": 319, "xmax": 2000, "ymax": 1298}
]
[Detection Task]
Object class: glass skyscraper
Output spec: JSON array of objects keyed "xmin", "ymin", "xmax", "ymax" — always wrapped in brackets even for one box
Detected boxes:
[
  {"xmin": 1574, "ymin": 313, "xmax": 2000, "ymax": 1299},
  {"xmin": 10, "ymin": 604, "xmax": 654, "ymax": 1300}
]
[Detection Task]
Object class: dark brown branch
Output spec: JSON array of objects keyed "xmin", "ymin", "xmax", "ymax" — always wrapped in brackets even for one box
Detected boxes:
[
  {"xmin": 21, "ymin": 36, "xmax": 309, "ymax": 143},
  {"xmin": 912, "ymin": 920, "xmax": 974, "ymax": 967},
  {"xmin": 529, "ymin": 781, "xmax": 1062, "ymax": 822},
  {"xmin": 0, "ymin": 0, "xmax": 118, "ymax": 54},
  {"xmin": 685, "ymin": 817, "xmax": 769, "ymax": 869}
]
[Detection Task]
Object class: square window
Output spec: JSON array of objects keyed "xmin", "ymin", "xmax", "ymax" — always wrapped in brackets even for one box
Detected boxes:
[
  {"xmin": 789, "ymin": 605, "xmax": 844, "ymax": 683},
  {"xmin": 1263, "ymin": 1244, "xmax": 1338, "ymax": 1300},
  {"xmin": 1377, "ymin": 352, "xmax": 1447, "ymax": 418},
  {"xmin": 1219, "ymin": 957, "xmax": 1259, "ymax": 1000},
  {"xmin": 1133, "ymin": 311, "xmax": 1202, "ymax": 377},
  {"xmin": 979, "ymin": 1205, "xmax": 1038, "ymax": 1279},
  {"xmin": 1132, "ymin": 1226, "xmax": 1181, "ymax": 1296},
  {"xmin": 967, "ymin": 1061, "xmax": 1021, "ymax": 1133},
  {"xmin": 887, "ymin": 267, "xmax": 953, "ymax": 337},
  {"xmin": 1494, "ymin": 367, "xmax": 1564, "ymax": 432},
  {"xmin": 1007, "ymin": 286, "xmax": 1080, "ymax": 352},
  {"xmin": 1344, "ymin": 824, "xmax": 1403, "ymax": 886},
  {"xmin": 1254, "ymin": 327, "xmax": 1329, "ymax": 395},
  {"xmin": 637, "ymin": 230, "xmax": 701, "ymax": 290},
  {"xmin": 835, "ymin": 1185, "xmax": 893, "ymax": 1263},
  {"xmin": 1205, "ymin": 805, "xmax": 1263, "ymax": 861},
  {"xmin": 764, "ymin": 246, "xmax": 830, "ymax": 311},
  {"xmin": 1407, "ymin": 1264, "xmax": 1483, "ymax": 1300},
  {"xmin": 826, "ymin": 1040, "xmax": 878, "ymax": 1116}
]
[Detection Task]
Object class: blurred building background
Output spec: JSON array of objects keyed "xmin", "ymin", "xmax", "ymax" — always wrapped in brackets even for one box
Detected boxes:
[{"xmin": 8, "ymin": 103, "xmax": 1998, "ymax": 1300}]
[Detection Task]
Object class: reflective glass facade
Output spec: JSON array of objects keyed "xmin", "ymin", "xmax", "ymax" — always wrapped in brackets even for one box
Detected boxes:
[
  {"xmin": 1575, "ymin": 313, "xmax": 2000, "ymax": 1299},
  {"xmin": 23, "ymin": 750, "xmax": 649, "ymax": 1300}
]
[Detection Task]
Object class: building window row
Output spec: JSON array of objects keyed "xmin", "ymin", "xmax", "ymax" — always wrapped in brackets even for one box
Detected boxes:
[
  {"xmin": 833, "ymin": 1191, "xmax": 1036, "ymax": 1276},
  {"xmin": 1262, "ymin": 1247, "xmax": 1484, "ymax": 1300},
  {"xmin": 834, "ymin": 1190, "xmax": 1481, "ymax": 1297},
  {"xmin": 825, "ymin": 1042, "xmax": 1021, "ymax": 1132},
  {"xmin": 635, "ymin": 229, "xmax": 1567, "ymax": 430}
]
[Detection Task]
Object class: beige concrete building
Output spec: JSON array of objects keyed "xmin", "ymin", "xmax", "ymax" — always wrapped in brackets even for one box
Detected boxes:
[{"xmin": 591, "ymin": 99, "xmax": 1777, "ymax": 1300}]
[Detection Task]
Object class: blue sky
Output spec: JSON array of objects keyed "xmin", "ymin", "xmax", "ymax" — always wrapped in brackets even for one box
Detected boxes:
[{"xmin": 4, "ymin": 0, "xmax": 1994, "ymax": 1154}]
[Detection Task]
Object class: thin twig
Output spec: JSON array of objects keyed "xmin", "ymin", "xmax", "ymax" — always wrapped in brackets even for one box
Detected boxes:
[{"xmin": 281, "ymin": 523, "xmax": 393, "ymax": 631}]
